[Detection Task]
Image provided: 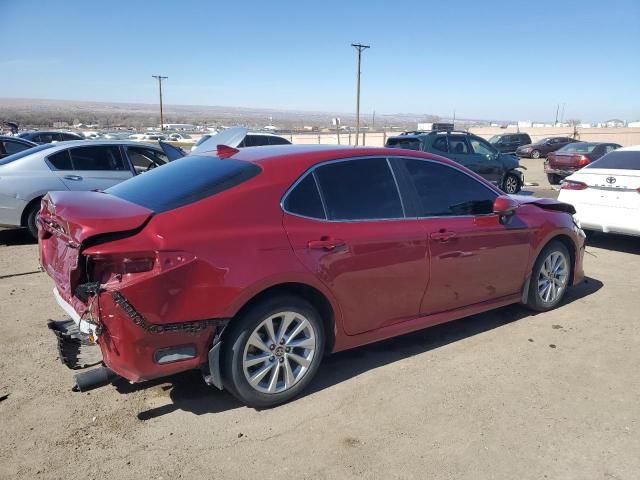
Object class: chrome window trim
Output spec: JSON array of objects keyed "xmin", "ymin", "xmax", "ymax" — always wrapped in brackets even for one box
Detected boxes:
[{"xmin": 280, "ymin": 155, "xmax": 500, "ymax": 223}]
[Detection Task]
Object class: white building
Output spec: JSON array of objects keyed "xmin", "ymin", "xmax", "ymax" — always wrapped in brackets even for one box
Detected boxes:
[
  {"xmin": 517, "ymin": 120, "xmax": 532, "ymax": 128},
  {"xmin": 627, "ymin": 121, "xmax": 640, "ymax": 128}
]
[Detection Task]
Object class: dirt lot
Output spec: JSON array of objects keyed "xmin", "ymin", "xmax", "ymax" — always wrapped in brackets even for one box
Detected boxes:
[{"xmin": 1, "ymin": 158, "xmax": 638, "ymax": 479}]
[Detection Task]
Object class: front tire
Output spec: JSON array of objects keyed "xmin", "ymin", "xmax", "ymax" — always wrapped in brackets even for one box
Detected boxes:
[
  {"xmin": 531, "ymin": 149, "xmax": 541, "ymax": 159},
  {"xmin": 222, "ymin": 295, "xmax": 325, "ymax": 408},
  {"xmin": 547, "ymin": 173, "xmax": 561, "ymax": 185},
  {"xmin": 502, "ymin": 173, "xmax": 521, "ymax": 194},
  {"xmin": 525, "ymin": 241, "xmax": 570, "ymax": 312}
]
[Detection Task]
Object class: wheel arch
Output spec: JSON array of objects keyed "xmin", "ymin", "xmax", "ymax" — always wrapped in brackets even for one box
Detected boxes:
[
  {"xmin": 226, "ymin": 282, "xmax": 337, "ymax": 353},
  {"xmin": 20, "ymin": 195, "xmax": 44, "ymax": 227},
  {"xmin": 535, "ymin": 233, "xmax": 578, "ymax": 286}
]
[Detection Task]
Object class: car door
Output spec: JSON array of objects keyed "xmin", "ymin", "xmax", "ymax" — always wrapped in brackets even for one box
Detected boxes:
[
  {"xmin": 394, "ymin": 157, "xmax": 533, "ymax": 314},
  {"xmin": 445, "ymin": 134, "xmax": 475, "ymax": 168},
  {"xmin": 49, "ymin": 145, "xmax": 133, "ymax": 191},
  {"xmin": 467, "ymin": 135, "xmax": 504, "ymax": 184},
  {"xmin": 283, "ymin": 157, "xmax": 429, "ymax": 335}
]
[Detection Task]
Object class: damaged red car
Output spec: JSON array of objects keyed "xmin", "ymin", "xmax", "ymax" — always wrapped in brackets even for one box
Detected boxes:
[{"xmin": 39, "ymin": 145, "xmax": 585, "ymax": 408}]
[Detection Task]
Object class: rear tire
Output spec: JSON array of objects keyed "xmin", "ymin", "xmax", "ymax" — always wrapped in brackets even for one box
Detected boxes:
[
  {"xmin": 221, "ymin": 295, "xmax": 325, "ymax": 408},
  {"xmin": 547, "ymin": 173, "xmax": 561, "ymax": 185},
  {"xmin": 525, "ymin": 241, "xmax": 570, "ymax": 312},
  {"xmin": 25, "ymin": 202, "xmax": 40, "ymax": 240}
]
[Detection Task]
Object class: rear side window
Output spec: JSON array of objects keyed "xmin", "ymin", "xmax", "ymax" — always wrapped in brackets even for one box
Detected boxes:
[
  {"xmin": 242, "ymin": 135, "xmax": 270, "ymax": 147},
  {"xmin": 586, "ymin": 151, "xmax": 640, "ymax": 170},
  {"xmin": 448, "ymin": 135, "xmax": 470, "ymax": 154},
  {"xmin": 284, "ymin": 174, "xmax": 325, "ymax": 219},
  {"xmin": 268, "ymin": 136, "xmax": 291, "ymax": 145},
  {"xmin": 432, "ymin": 136, "xmax": 448, "ymax": 153},
  {"xmin": 386, "ymin": 137, "xmax": 421, "ymax": 151},
  {"xmin": 106, "ymin": 156, "xmax": 262, "ymax": 213},
  {"xmin": 398, "ymin": 158, "xmax": 497, "ymax": 216},
  {"xmin": 70, "ymin": 146, "xmax": 127, "ymax": 171},
  {"xmin": 47, "ymin": 150, "xmax": 73, "ymax": 170},
  {"xmin": 314, "ymin": 158, "xmax": 403, "ymax": 220}
]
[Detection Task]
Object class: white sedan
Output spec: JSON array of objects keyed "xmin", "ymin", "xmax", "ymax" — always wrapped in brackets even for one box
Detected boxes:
[{"xmin": 558, "ymin": 145, "xmax": 640, "ymax": 236}]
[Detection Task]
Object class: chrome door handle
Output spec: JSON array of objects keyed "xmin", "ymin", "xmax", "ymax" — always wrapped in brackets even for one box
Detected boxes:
[{"xmin": 63, "ymin": 175, "xmax": 83, "ymax": 181}]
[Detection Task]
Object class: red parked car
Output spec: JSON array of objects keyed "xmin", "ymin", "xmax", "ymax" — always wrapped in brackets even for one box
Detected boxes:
[
  {"xmin": 545, "ymin": 142, "xmax": 622, "ymax": 184},
  {"xmin": 39, "ymin": 145, "xmax": 585, "ymax": 407}
]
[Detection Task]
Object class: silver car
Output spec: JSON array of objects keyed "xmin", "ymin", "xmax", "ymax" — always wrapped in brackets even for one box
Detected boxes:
[{"xmin": 0, "ymin": 140, "xmax": 169, "ymax": 238}]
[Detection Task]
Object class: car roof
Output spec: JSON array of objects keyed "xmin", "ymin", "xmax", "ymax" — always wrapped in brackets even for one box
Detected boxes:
[
  {"xmin": 20, "ymin": 140, "xmax": 162, "ymax": 154},
  {"xmin": 229, "ymin": 144, "xmax": 465, "ymax": 174},
  {"xmin": 0, "ymin": 135, "xmax": 34, "ymax": 142}
]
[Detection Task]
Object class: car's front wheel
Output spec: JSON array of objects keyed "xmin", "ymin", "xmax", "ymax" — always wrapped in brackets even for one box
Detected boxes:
[
  {"xmin": 222, "ymin": 295, "xmax": 325, "ymax": 408},
  {"xmin": 531, "ymin": 149, "xmax": 541, "ymax": 159},
  {"xmin": 525, "ymin": 241, "xmax": 570, "ymax": 312},
  {"xmin": 502, "ymin": 173, "xmax": 521, "ymax": 194},
  {"xmin": 547, "ymin": 173, "xmax": 561, "ymax": 185}
]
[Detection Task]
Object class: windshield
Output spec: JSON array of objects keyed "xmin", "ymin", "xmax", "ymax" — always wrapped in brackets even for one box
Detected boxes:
[
  {"xmin": 0, "ymin": 143, "xmax": 55, "ymax": 165},
  {"xmin": 385, "ymin": 137, "xmax": 421, "ymax": 150},
  {"xmin": 106, "ymin": 155, "xmax": 262, "ymax": 212},
  {"xmin": 586, "ymin": 151, "xmax": 640, "ymax": 170},
  {"xmin": 558, "ymin": 143, "xmax": 596, "ymax": 153},
  {"xmin": 488, "ymin": 135, "xmax": 501, "ymax": 144}
]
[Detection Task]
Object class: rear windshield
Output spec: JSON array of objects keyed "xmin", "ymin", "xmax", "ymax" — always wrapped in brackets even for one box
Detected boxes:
[
  {"xmin": 559, "ymin": 143, "xmax": 596, "ymax": 153},
  {"xmin": 106, "ymin": 155, "xmax": 262, "ymax": 212},
  {"xmin": 0, "ymin": 143, "xmax": 54, "ymax": 165},
  {"xmin": 586, "ymin": 151, "xmax": 640, "ymax": 170},
  {"xmin": 386, "ymin": 137, "xmax": 421, "ymax": 150}
]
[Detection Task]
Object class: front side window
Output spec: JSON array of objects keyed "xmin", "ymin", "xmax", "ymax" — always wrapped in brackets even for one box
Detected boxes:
[
  {"xmin": 2, "ymin": 141, "xmax": 31, "ymax": 155},
  {"xmin": 448, "ymin": 135, "xmax": 470, "ymax": 154},
  {"xmin": 314, "ymin": 158, "xmax": 403, "ymax": 220},
  {"xmin": 284, "ymin": 173, "xmax": 325, "ymax": 219},
  {"xmin": 70, "ymin": 146, "xmax": 127, "ymax": 171},
  {"xmin": 398, "ymin": 158, "xmax": 497, "ymax": 216},
  {"xmin": 127, "ymin": 147, "xmax": 168, "ymax": 174},
  {"xmin": 469, "ymin": 137, "xmax": 496, "ymax": 156}
]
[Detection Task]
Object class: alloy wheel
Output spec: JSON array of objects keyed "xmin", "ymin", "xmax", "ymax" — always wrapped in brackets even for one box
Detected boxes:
[
  {"xmin": 504, "ymin": 175, "xmax": 519, "ymax": 194},
  {"xmin": 537, "ymin": 251, "xmax": 569, "ymax": 304},
  {"xmin": 242, "ymin": 311, "xmax": 317, "ymax": 394}
]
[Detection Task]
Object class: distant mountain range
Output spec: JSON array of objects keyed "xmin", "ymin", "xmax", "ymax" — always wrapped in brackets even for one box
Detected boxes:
[{"xmin": 0, "ymin": 97, "xmax": 494, "ymax": 130}]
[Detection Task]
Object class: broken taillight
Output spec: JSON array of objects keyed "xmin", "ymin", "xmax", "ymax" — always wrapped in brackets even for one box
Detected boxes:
[{"xmin": 89, "ymin": 253, "xmax": 156, "ymax": 283}]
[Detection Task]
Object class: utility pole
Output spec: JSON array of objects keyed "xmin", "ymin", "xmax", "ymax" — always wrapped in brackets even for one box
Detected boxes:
[
  {"xmin": 152, "ymin": 75, "xmax": 168, "ymax": 131},
  {"xmin": 554, "ymin": 103, "xmax": 560, "ymax": 125},
  {"xmin": 351, "ymin": 43, "xmax": 370, "ymax": 146},
  {"xmin": 560, "ymin": 103, "xmax": 566, "ymax": 124},
  {"xmin": 372, "ymin": 110, "xmax": 376, "ymax": 129}
]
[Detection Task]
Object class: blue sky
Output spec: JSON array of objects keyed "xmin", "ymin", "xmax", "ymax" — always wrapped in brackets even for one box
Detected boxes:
[{"xmin": 1, "ymin": 0, "xmax": 639, "ymax": 121}]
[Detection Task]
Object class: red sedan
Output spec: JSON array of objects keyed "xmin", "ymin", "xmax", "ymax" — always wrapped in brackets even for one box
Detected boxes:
[{"xmin": 39, "ymin": 145, "xmax": 585, "ymax": 407}]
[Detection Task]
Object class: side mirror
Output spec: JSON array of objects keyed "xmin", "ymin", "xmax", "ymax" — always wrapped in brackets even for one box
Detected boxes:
[{"xmin": 493, "ymin": 195, "xmax": 519, "ymax": 217}]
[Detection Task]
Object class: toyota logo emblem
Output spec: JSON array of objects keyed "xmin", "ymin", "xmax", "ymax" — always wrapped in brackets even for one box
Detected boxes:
[{"xmin": 606, "ymin": 177, "xmax": 616, "ymax": 184}]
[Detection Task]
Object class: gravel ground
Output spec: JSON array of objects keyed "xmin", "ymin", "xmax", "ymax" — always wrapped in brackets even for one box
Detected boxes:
[{"xmin": 0, "ymin": 158, "xmax": 638, "ymax": 479}]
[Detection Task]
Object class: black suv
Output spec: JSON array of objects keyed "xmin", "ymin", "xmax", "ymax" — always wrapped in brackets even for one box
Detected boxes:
[
  {"xmin": 489, "ymin": 133, "xmax": 531, "ymax": 154},
  {"xmin": 386, "ymin": 129, "xmax": 523, "ymax": 194}
]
